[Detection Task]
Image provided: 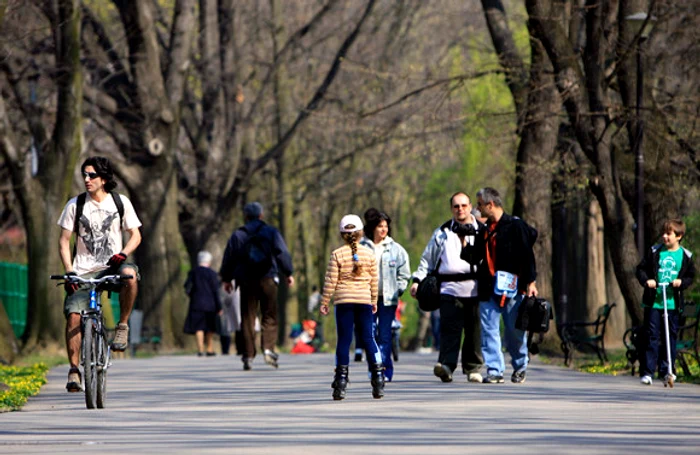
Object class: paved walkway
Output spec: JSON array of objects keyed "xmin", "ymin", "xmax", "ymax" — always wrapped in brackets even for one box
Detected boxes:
[{"xmin": 1, "ymin": 352, "xmax": 699, "ymax": 454}]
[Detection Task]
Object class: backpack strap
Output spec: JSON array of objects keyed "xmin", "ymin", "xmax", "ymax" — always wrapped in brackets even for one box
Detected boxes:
[
  {"xmin": 110, "ymin": 191, "xmax": 124, "ymax": 227},
  {"xmin": 71, "ymin": 191, "xmax": 125, "ymax": 257},
  {"xmin": 73, "ymin": 192, "xmax": 87, "ymax": 235}
]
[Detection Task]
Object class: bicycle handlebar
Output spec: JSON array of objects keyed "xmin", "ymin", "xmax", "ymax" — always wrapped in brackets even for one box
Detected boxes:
[{"xmin": 50, "ymin": 274, "xmax": 134, "ymax": 285}]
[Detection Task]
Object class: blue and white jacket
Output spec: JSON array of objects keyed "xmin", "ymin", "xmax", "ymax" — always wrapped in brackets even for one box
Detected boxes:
[{"xmin": 360, "ymin": 236, "xmax": 411, "ymax": 306}]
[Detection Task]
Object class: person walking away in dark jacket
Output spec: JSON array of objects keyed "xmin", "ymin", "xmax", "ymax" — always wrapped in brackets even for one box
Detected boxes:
[
  {"xmin": 220, "ymin": 202, "xmax": 295, "ymax": 371},
  {"xmin": 636, "ymin": 218, "xmax": 696, "ymax": 386},
  {"xmin": 184, "ymin": 251, "xmax": 222, "ymax": 356},
  {"xmin": 471, "ymin": 187, "xmax": 537, "ymax": 384}
]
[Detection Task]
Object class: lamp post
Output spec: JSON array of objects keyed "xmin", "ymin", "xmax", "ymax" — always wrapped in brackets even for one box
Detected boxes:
[{"xmin": 625, "ymin": 12, "xmax": 654, "ymax": 257}]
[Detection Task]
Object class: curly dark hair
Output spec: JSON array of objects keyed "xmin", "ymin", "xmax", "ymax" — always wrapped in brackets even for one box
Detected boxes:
[
  {"xmin": 363, "ymin": 208, "xmax": 391, "ymax": 239},
  {"xmin": 81, "ymin": 156, "xmax": 117, "ymax": 191}
]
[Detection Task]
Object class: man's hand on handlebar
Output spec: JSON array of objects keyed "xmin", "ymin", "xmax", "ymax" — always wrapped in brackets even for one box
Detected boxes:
[{"xmin": 65, "ymin": 272, "xmax": 79, "ymax": 295}]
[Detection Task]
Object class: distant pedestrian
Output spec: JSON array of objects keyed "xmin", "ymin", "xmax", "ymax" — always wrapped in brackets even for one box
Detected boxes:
[
  {"xmin": 320, "ymin": 214, "xmax": 383, "ymax": 400},
  {"xmin": 410, "ymin": 192, "xmax": 484, "ymax": 384},
  {"xmin": 359, "ymin": 209, "xmax": 410, "ymax": 381},
  {"xmin": 220, "ymin": 202, "xmax": 294, "ymax": 370},
  {"xmin": 183, "ymin": 251, "xmax": 222, "ymax": 356},
  {"xmin": 636, "ymin": 219, "xmax": 696, "ymax": 386}
]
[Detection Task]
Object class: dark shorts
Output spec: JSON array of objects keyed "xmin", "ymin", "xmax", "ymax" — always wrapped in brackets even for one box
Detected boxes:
[{"xmin": 63, "ymin": 263, "xmax": 140, "ymax": 318}]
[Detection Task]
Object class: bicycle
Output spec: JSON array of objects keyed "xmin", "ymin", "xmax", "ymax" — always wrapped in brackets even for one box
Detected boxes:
[{"xmin": 51, "ymin": 273, "xmax": 133, "ymax": 409}]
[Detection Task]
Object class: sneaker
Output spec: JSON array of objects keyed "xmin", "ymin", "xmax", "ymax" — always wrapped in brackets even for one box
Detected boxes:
[
  {"xmin": 483, "ymin": 374, "xmax": 505, "ymax": 384},
  {"xmin": 663, "ymin": 373, "xmax": 676, "ymax": 387},
  {"xmin": 511, "ymin": 370, "xmax": 527, "ymax": 384},
  {"xmin": 640, "ymin": 375, "xmax": 652, "ymax": 385},
  {"xmin": 243, "ymin": 358, "xmax": 252, "ymax": 371},
  {"xmin": 467, "ymin": 372, "xmax": 483, "ymax": 383},
  {"xmin": 111, "ymin": 323, "xmax": 129, "ymax": 352},
  {"xmin": 433, "ymin": 363, "xmax": 453, "ymax": 383},
  {"xmin": 66, "ymin": 368, "xmax": 82, "ymax": 392},
  {"xmin": 264, "ymin": 349, "xmax": 279, "ymax": 368}
]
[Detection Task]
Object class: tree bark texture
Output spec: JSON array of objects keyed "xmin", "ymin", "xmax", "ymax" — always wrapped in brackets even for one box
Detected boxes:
[
  {"xmin": 0, "ymin": 0, "xmax": 83, "ymax": 350},
  {"xmin": 526, "ymin": 0, "xmax": 643, "ymax": 325}
]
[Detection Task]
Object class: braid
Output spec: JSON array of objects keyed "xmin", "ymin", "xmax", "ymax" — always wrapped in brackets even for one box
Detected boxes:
[{"xmin": 342, "ymin": 231, "xmax": 363, "ymax": 276}]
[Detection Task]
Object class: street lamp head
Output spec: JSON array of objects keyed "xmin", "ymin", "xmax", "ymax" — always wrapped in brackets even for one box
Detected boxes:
[{"xmin": 625, "ymin": 12, "xmax": 656, "ymax": 40}]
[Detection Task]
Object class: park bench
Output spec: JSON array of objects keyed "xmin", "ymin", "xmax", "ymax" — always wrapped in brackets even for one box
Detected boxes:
[
  {"xmin": 559, "ymin": 302, "xmax": 616, "ymax": 366},
  {"xmin": 624, "ymin": 300, "xmax": 699, "ymax": 376}
]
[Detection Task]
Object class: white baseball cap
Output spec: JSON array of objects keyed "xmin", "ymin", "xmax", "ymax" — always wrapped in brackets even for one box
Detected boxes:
[{"xmin": 339, "ymin": 214, "xmax": 363, "ymax": 233}]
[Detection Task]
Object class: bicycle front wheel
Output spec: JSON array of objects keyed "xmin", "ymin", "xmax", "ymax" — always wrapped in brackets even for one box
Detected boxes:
[
  {"xmin": 82, "ymin": 318, "xmax": 98, "ymax": 409},
  {"xmin": 96, "ymin": 328, "xmax": 108, "ymax": 408}
]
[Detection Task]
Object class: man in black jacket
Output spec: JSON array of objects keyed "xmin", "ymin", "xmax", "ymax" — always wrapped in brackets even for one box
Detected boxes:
[
  {"xmin": 473, "ymin": 187, "xmax": 537, "ymax": 384},
  {"xmin": 220, "ymin": 202, "xmax": 294, "ymax": 371}
]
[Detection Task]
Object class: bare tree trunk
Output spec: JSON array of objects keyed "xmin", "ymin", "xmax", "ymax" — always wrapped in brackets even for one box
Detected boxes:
[
  {"xmin": 526, "ymin": 0, "xmax": 644, "ymax": 325},
  {"xmin": 0, "ymin": 0, "xmax": 83, "ymax": 351}
]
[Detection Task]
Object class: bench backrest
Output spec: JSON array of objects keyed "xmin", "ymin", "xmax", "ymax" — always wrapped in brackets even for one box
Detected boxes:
[{"xmin": 595, "ymin": 302, "xmax": 616, "ymax": 338}]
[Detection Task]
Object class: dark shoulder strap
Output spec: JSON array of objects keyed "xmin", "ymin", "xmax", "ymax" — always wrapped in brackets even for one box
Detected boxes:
[
  {"xmin": 73, "ymin": 192, "xmax": 87, "ymax": 234},
  {"xmin": 72, "ymin": 192, "xmax": 87, "ymax": 258},
  {"xmin": 110, "ymin": 191, "xmax": 124, "ymax": 227}
]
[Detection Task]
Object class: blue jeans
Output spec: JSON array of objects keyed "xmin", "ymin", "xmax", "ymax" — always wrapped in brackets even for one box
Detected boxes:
[
  {"xmin": 336, "ymin": 304, "xmax": 381, "ymax": 367},
  {"xmin": 375, "ymin": 302, "xmax": 396, "ymax": 380},
  {"xmin": 642, "ymin": 306, "xmax": 679, "ymax": 378},
  {"xmin": 480, "ymin": 294, "xmax": 528, "ymax": 376}
]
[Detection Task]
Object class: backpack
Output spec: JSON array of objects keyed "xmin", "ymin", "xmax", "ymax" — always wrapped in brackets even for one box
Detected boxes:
[
  {"xmin": 513, "ymin": 216, "xmax": 538, "ymax": 247},
  {"xmin": 242, "ymin": 224, "xmax": 274, "ymax": 279},
  {"xmin": 72, "ymin": 191, "xmax": 124, "ymax": 256}
]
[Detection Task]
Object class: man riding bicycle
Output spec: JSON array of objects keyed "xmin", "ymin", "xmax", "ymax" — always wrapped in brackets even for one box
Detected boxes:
[{"xmin": 57, "ymin": 157, "xmax": 142, "ymax": 392}]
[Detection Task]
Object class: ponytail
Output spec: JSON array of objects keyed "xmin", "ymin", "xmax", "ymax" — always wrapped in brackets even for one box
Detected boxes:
[{"xmin": 341, "ymin": 231, "xmax": 363, "ymax": 276}]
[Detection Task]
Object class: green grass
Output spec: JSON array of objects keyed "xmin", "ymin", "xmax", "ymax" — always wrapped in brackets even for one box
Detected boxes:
[
  {"xmin": 0, "ymin": 363, "xmax": 49, "ymax": 412},
  {"xmin": 542, "ymin": 348, "xmax": 700, "ymax": 384}
]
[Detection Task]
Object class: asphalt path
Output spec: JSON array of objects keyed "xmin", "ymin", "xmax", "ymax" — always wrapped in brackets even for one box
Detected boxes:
[{"xmin": 1, "ymin": 352, "xmax": 699, "ymax": 454}]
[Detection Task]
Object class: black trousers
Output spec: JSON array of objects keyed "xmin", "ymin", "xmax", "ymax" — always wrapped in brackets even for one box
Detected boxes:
[{"xmin": 438, "ymin": 294, "xmax": 483, "ymax": 374}]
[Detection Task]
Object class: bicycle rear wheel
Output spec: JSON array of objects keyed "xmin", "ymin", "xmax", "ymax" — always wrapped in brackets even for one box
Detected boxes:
[
  {"xmin": 82, "ymin": 318, "xmax": 98, "ymax": 409},
  {"xmin": 96, "ymin": 329, "xmax": 108, "ymax": 408}
]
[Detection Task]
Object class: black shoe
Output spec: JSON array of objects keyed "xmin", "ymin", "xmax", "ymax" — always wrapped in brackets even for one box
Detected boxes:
[
  {"xmin": 371, "ymin": 364, "xmax": 385, "ymax": 399},
  {"xmin": 433, "ymin": 363, "xmax": 453, "ymax": 383},
  {"xmin": 511, "ymin": 370, "xmax": 526, "ymax": 384},
  {"xmin": 332, "ymin": 365, "xmax": 349, "ymax": 401},
  {"xmin": 354, "ymin": 350, "xmax": 363, "ymax": 362},
  {"xmin": 483, "ymin": 374, "xmax": 505, "ymax": 384},
  {"xmin": 243, "ymin": 358, "xmax": 252, "ymax": 371},
  {"xmin": 206, "ymin": 352, "xmax": 216, "ymax": 357}
]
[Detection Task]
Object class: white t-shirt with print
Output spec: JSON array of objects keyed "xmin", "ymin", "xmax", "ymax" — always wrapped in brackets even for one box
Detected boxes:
[{"xmin": 57, "ymin": 193, "xmax": 142, "ymax": 275}]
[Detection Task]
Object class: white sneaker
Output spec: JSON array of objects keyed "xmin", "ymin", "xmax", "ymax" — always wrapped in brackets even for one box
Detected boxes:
[
  {"xmin": 640, "ymin": 375, "xmax": 653, "ymax": 385},
  {"xmin": 467, "ymin": 372, "xmax": 483, "ymax": 383}
]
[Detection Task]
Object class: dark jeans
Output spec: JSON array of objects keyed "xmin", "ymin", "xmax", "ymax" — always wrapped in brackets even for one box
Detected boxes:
[
  {"xmin": 336, "ymin": 304, "xmax": 380, "ymax": 366},
  {"xmin": 642, "ymin": 306, "xmax": 679, "ymax": 378},
  {"xmin": 375, "ymin": 302, "xmax": 396, "ymax": 380},
  {"xmin": 240, "ymin": 277, "xmax": 278, "ymax": 360},
  {"xmin": 438, "ymin": 294, "xmax": 482, "ymax": 374}
]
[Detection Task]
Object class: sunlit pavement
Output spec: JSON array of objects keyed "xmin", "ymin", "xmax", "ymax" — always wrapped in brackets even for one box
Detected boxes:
[{"xmin": 1, "ymin": 352, "xmax": 699, "ymax": 454}]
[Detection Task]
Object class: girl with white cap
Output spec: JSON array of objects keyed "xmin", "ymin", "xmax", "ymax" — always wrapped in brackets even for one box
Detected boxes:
[{"xmin": 320, "ymin": 214, "xmax": 382, "ymax": 400}]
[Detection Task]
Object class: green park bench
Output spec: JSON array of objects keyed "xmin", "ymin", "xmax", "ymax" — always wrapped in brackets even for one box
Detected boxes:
[{"xmin": 559, "ymin": 302, "xmax": 616, "ymax": 366}]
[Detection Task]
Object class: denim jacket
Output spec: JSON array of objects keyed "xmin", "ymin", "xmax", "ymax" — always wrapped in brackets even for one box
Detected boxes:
[
  {"xmin": 360, "ymin": 236, "xmax": 411, "ymax": 306},
  {"xmin": 412, "ymin": 221, "xmax": 450, "ymax": 284}
]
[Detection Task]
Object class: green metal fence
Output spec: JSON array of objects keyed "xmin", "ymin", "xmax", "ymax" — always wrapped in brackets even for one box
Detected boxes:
[{"xmin": 0, "ymin": 262, "xmax": 28, "ymax": 339}]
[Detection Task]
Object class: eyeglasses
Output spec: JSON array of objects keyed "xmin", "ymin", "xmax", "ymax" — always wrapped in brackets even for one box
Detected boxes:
[
  {"xmin": 452, "ymin": 204, "xmax": 469, "ymax": 209},
  {"xmin": 83, "ymin": 171, "xmax": 100, "ymax": 180}
]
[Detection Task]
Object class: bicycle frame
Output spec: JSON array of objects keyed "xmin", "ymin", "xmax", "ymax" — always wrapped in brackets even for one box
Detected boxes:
[{"xmin": 51, "ymin": 273, "xmax": 132, "ymax": 408}]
